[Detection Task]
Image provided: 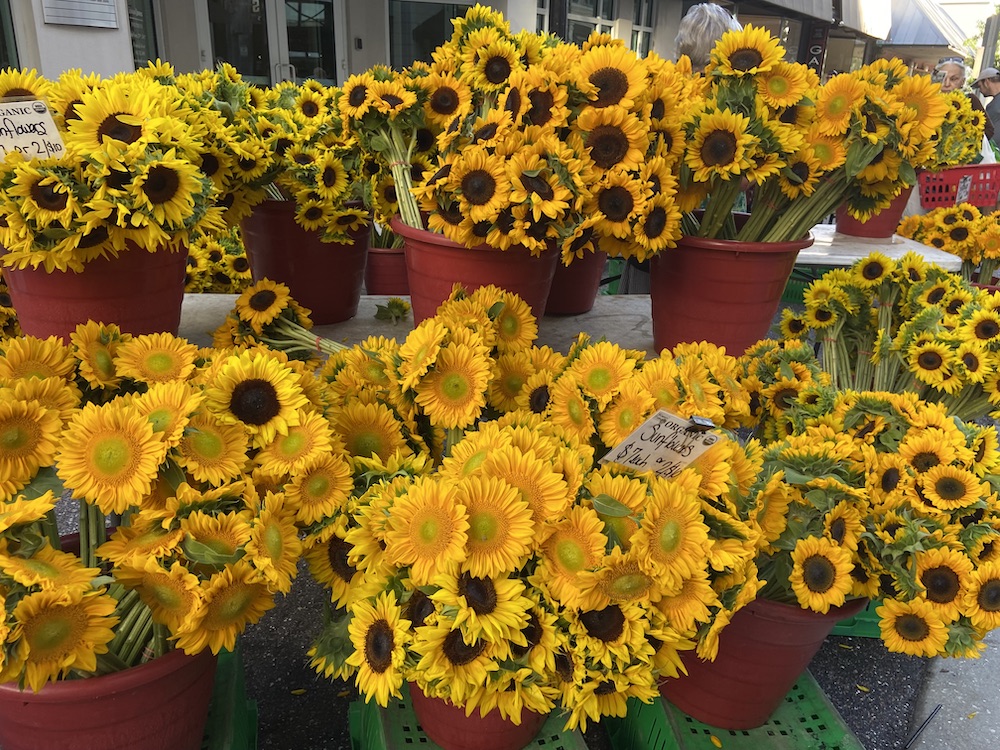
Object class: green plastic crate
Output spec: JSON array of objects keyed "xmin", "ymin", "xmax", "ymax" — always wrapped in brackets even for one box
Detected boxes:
[
  {"xmin": 349, "ymin": 683, "xmax": 588, "ymax": 750},
  {"xmin": 830, "ymin": 599, "xmax": 882, "ymax": 638},
  {"xmin": 203, "ymin": 644, "xmax": 258, "ymax": 750},
  {"xmin": 604, "ymin": 671, "xmax": 864, "ymax": 750}
]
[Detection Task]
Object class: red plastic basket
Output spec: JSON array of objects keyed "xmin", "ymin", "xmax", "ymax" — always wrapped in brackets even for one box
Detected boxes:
[{"xmin": 918, "ymin": 165, "xmax": 1000, "ymax": 209}]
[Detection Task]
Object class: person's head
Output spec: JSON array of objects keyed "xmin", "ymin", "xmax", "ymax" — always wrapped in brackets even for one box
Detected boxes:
[
  {"xmin": 974, "ymin": 67, "xmax": 1000, "ymax": 97},
  {"xmin": 934, "ymin": 58, "xmax": 968, "ymax": 92},
  {"xmin": 675, "ymin": 3, "xmax": 742, "ymax": 72}
]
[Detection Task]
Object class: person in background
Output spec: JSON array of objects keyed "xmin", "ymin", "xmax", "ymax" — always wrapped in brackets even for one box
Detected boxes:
[
  {"xmin": 973, "ymin": 67, "xmax": 1000, "ymax": 152},
  {"xmin": 674, "ymin": 3, "xmax": 743, "ymax": 73},
  {"xmin": 618, "ymin": 3, "xmax": 742, "ymax": 293},
  {"xmin": 935, "ymin": 58, "xmax": 996, "ymax": 161}
]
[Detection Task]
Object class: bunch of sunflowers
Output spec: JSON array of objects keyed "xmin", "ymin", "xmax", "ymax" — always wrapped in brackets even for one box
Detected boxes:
[
  {"xmin": 776, "ymin": 252, "xmax": 1000, "ymax": 421},
  {"xmin": 0, "ymin": 63, "xmax": 247, "ymax": 273},
  {"xmin": 184, "ymin": 226, "xmax": 253, "ymax": 293},
  {"xmin": 921, "ymin": 92, "xmax": 988, "ymax": 170},
  {"xmin": 218, "ymin": 73, "xmax": 372, "ymax": 244},
  {"xmin": 680, "ymin": 30, "xmax": 948, "ymax": 242},
  {"xmin": 0, "ymin": 325, "xmax": 334, "ymax": 690},
  {"xmin": 302, "ymin": 286, "xmax": 773, "ymax": 729},
  {"xmin": 341, "ymin": 4, "xmax": 690, "ymax": 264},
  {"xmin": 898, "ymin": 203, "xmax": 1000, "ymax": 285},
  {"xmin": 756, "ymin": 390, "xmax": 1000, "ymax": 658}
]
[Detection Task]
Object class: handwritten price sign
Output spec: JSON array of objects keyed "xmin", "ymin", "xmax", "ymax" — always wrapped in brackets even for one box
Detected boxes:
[
  {"xmin": 600, "ymin": 410, "xmax": 721, "ymax": 478},
  {"xmin": 0, "ymin": 99, "xmax": 65, "ymax": 160}
]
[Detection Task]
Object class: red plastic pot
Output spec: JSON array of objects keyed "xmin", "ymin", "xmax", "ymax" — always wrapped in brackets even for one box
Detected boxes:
[
  {"xmin": 649, "ymin": 231, "xmax": 812, "ymax": 355},
  {"xmin": 241, "ymin": 200, "xmax": 369, "ymax": 324},
  {"xmin": 409, "ymin": 682, "xmax": 547, "ymax": 750},
  {"xmin": 0, "ymin": 647, "xmax": 217, "ymax": 750},
  {"xmin": 659, "ymin": 597, "xmax": 868, "ymax": 729},
  {"xmin": 545, "ymin": 250, "xmax": 607, "ymax": 316},
  {"xmin": 3, "ymin": 245, "xmax": 187, "ymax": 342},
  {"xmin": 834, "ymin": 186, "xmax": 913, "ymax": 238},
  {"xmin": 365, "ymin": 245, "xmax": 409, "ymax": 295},
  {"xmin": 390, "ymin": 217, "xmax": 558, "ymax": 324}
]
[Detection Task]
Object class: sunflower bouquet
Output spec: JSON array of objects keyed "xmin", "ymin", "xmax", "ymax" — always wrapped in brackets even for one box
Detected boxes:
[
  {"xmin": 220, "ymin": 74, "xmax": 372, "ymax": 244},
  {"xmin": 342, "ymin": 4, "xmax": 692, "ymax": 265},
  {"xmin": 759, "ymin": 390, "xmax": 1000, "ymax": 658},
  {"xmin": 0, "ymin": 325, "xmax": 331, "ymax": 690},
  {"xmin": 674, "ymin": 26, "xmax": 948, "ymax": 242},
  {"xmin": 777, "ymin": 252, "xmax": 1000, "ymax": 421},
  {"xmin": 921, "ymin": 92, "xmax": 988, "ymax": 170},
  {"xmin": 185, "ymin": 225, "xmax": 253, "ymax": 294},
  {"xmin": 898, "ymin": 203, "xmax": 1000, "ymax": 285},
  {"xmin": 295, "ymin": 285, "xmax": 774, "ymax": 730},
  {"xmin": 0, "ymin": 64, "xmax": 232, "ymax": 273}
]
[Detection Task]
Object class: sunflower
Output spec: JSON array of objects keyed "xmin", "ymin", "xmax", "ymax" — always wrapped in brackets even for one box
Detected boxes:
[
  {"xmin": 462, "ymin": 37, "xmax": 523, "ymax": 93},
  {"xmin": 574, "ymin": 105, "xmax": 649, "ymax": 173},
  {"xmin": 113, "ymin": 557, "xmax": 201, "ymax": 632},
  {"xmin": 203, "ymin": 351, "xmax": 307, "ymax": 448},
  {"xmin": 757, "ymin": 61, "xmax": 809, "ymax": 108},
  {"xmin": 913, "ymin": 546, "xmax": 972, "ymax": 623},
  {"xmin": 686, "ymin": 108, "xmax": 754, "ymax": 183},
  {"xmin": 285, "ymin": 453, "xmax": 353, "ymax": 526},
  {"xmin": 303, "ymin": 524, "xmax": 366, "ymax": 608},
  {"xmin": 457, "ymin": 475, "xmax": 534, "ymax": 578},
  {"xmin": 0, "ymin": 335, "xmax": 76, "ymax": 381},
  {"xmin": 788, "ymin": 536, "xmax": 854, "ymax": 613},
  {"xmin": 55, "ymin": 401, "xmax": 165, "ymax": 514},
  {"xmin": 234, "ymin": 279, "xmax": 292, "ymax": 333},
  {"xmin": 0, "ymin": 68, "xmax": 52, "ymax": 101},
  {"xmin": 536, "ymin": 505, "xmax": 607, "ymax": 608},
  {"xmin": 253, "ymin": 409, "xmax": 333, "ymax": 476},
  {"xmin": 0, "ymin": 399, "xmax": 61, "ymax": 486},
  {"xmin": 920, "ymin": 465, "xmax": 983, "ymax": 511},
  {"xmin": 339, "ymin": 72, "xmax": 376, "ymax": 119},
  {"xmin": 814, "ymin": 74, "xmax": 866, "ymax": 136},
  {"xmin": 245, "ymin": 493, "xmax": 302, "ymax": 594},
  {"xmin": 383, "ymin": 477, "xmax": 469, "ymax": 585},
  {"xmin": 114, "ymin": 332, "xmax": 199, "ymax": 385},
  {"xmin": 962, "ymin": 561, "xmax": 1000, "ymax": 630},
  {"xmin": 431, "ymin": 570, "xmax": 531, "ymax": 643},
  {"xmin": 96, "ymin": 518, "xmax": 184, "ymax": 566},
  {"xmin": 346, "ymin": 590, "xmax": 410, "ymax": 707},
  {"xmin": 69, "ymin": 321, "xmax": 129, "ymax": 390},
  {"xmin": 11, "ymin": 588, "xmax": 119, "ymax": 692},
  {"xmin": 898, "ymin": 430, "xmax": 961, "ymax": 474},
  {"xmin": 483, "ymin": 289, "xmax": 538, "ymax": 355},
  {"xmin": 413, "ymin": 343, "xmax": 491, "ymax": 429},
  {"xmin": 131, "ymin": 154, "xmax": 206, "ymax": 228},
  {"xmin": 575, "ymin": 44, "xmax": 647, "ymax": 109},
  {"xmin": 175, "ymin": 412, "xmax": 249, "ymax": 487},
  {"xmin": 481, "ymin": 445, "xmax": 571, "ymax": 534},
  {"xmin": 398, "ymin": 318, "xmax": 447, "ymax": 390},
  {"xmin": 331, "ymin": 400, "xmax": 408, "ymax": 461},
  {"xmin": 0, "ymin": 542, "xmax": 99, "ymax": 592},
  {"xmin": 654, "ymin": 568, "xmax": 718, "ymax": 634},
  {"xmin": 174, "ymin": 561, "xmax": 276, "ymax": 655},
  {"xmin": 65, "ymin": 81, "xmax": 155, "ymax": 151},
  {"xmin": 877, "ymin": 597, "xmax": 949, "ymax": 657},
  {"xmin": 569, "ymin": 341, "xmax": 636, "ymax": 408},
  {"xmin": 547, "ymin": 375, "xmax": 595, "ymax": 443},
  {"xmin": 410, "ymin": 622, "xmax": 498, "ymax": 707}
]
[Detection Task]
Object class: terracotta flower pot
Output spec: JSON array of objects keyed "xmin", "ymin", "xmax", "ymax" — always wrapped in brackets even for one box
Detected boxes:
[
  {"xmin": 365, "ymin": 245, "xmax": 409, "ymax": 295},
  {"xmin": 408, "ymin": 682, "xmax": 547, "ymax": 750},
  {"xmin": 241, "ymin": 200, "xmax": 368, "ymax": 324},
  {"xmin": 0, "ymin": 647, "xmax": 217, "ymax": 750},
  {"xmin": 834, "ymin": 186, "xmax": 913, "ymax": 239},
  {"xmin": 390, "ymin": 217, "xmax": 559, "ymax": 324},
  {"xmin": 3, "ymin": 245, "xmax": 187, "ymax": 342},
  {"xmin": 649, "ymin": 231, "xmax": 813, "ymax": 355},
  {"xmin": 545, "ymin": 250, "xmax": 607, "ymax": 316},
  {"xmin": 659, "ymin": 597, "xmax": 868, "ymax": 730}
]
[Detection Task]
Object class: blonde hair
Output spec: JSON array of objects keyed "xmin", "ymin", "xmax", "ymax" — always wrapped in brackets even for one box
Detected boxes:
[{"xmin": 675, "ymin": 3, "xmax": 743, "ymax": 72}]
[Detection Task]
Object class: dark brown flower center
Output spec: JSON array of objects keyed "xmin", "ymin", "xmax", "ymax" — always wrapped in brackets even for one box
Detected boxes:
[
  {"xmin": 229, "ymin": 378, "xmax": 281, "ymax": 426},
  {"xmin": 975, "ymin": 320, "xmax": 1000, "ymax": 340},
  {"xmin": 580, "ymin": 605, "xmax": 625, "ymax": 642},
  {"xmin": 921, "ymin": 566, "xmax": 960, "ymax": 603},
  {"xmin": 978, "ymin": 579, "xmax": 1000, "ymax": 611},
  {"xmin": 802, "ymin": 554, "xmax": 835, "ymax": 593},
  {"xmin": 300, "ymin": 99, "xmax": 320, "ymax": 118},
  {"xmin": 526, "ymin": 90, "xmax": 554, "ymax": 127},
  {"xmin": 348, "ymin": 85, "xmax": 367, "ymax": 107},
  {"xmin": 484, "ymin": 55, "xmax": 512, "ymax": 85},
  {"xmin": 442, "ymin": 629, "xmax": 486, "ymax": 666},
  {"xmin": 701, "ymin": 130, "xmax": 738, "ymax": 167},
  {"xmin": 862, "ymin": 261, "xmax": 884, "ymax": 280},
  {"xmin": 97, "ymin": 113, "xmax": 143, "ymax": 144},
  {"xmin": 598, "ymin": 185, "xmax": 634, "ymax": 222},
  {"xmin": 521, "ymin": 173, "xmax": 553, "ymax": 201},
  {"xmin": 29, "ymin": 180, "xmax": 68, "ymax": 212},
  {"xmin": 589, "ymin": 67, "xmax": 628, "ymax": 107},
  {"xmin": 250, "ymin": 290, "xmax": 277, "ymax": 311},
  {"xmin": 510, "ymin": 611, "xmax": 540, "ymax": 658},
  {"xmin": 504, "ymin": 87, "xmax": 522, "ymax": 115},
  {"xmin": 917, "ymin": 351, "xmax": 943, "ymax": 370},
  {"xmin": 142, "ymin": 165, "xmax": 181, "ymax": 204},
  {"xmin": 729, "ymin": 48, "xmax": 764, "ymax": 72},
  {"xmin": 529, "ymin": 384, "xmax": 550, "ymax": 413},
  {"xmin": 643, "ymin": 206, "xmax": 667, "ymax": 239},
  {"xmin": 326, "ymin": 534, "xmax": 356, "ymax": 582},
  {"xmin": 894, "ymin": 613, "xmax": 930, "ymax": 642},
  {"xmin": 364, "ymin": 619, "xmax": 394, "ymax": 673},
  {"xmin": 587, "ymin": 125, "xmax": 629, "ymax": 169},
  {"xmin": 461, "ymin": 169, "xmax": 496, "ymax": 206},
  {"xmin": 911, "ymin": 452, "xmax": 940, "ymax": 473}
]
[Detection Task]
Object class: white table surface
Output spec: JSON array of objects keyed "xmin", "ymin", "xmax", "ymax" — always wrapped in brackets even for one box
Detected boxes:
[{"xmin": 797, "ymin": 224, "xmax": 962, "ymax": 271}]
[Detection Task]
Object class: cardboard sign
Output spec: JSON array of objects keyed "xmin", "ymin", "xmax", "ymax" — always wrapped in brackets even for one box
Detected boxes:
[
  {"xmin": 600, "ymin": 409, "xmax": 721, "ymax": 479},
  {"xmin": 955, "ymin": 175, "xmax": 973, "ymax": 205},
  {"xmin": 0, "ymin": 100, "xmax": 65, "ymax": 160}
]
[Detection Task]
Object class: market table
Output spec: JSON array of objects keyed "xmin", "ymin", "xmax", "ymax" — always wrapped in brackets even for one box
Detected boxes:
[
  {"xmin": 797, "ymin": 224, "xmax": 962, "ymax": 270},
  {"xmin": 179, "ymin": 294, "xmax": 661, "ymax": 354}
]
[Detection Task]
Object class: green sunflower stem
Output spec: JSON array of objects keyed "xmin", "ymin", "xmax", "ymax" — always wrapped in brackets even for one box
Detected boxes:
[
  {"xmin": 699, "ymin": 178, "xmax": 745, "ymax": 239},
  {"xmin": 384, "ymin": 125, "xmax": 423, "ymax": 230},
  {"xmin": 443, "ymin": 427, "xmax": 463, "ymax": 458},
  {"xmin": 120, "ymin": 605, "xmax": 154, "ymax": 667},
  {"xmin": 43, "ymin": 508, "xmax": 61, "ymax": 550},
  {"xmin": 266, "ymin": 318, "xmax": 347, "ymax": 358},
  {"xmin": 152, "ymin": 623, "xmax": 168, "ymax": 660}
]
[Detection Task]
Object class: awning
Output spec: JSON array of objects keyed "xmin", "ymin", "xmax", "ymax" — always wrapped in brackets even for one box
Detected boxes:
[
  {"xmin": 760, "ymin": 0, "xmax": 831, "ymax": 23},
  {"xmin": 840, "ymin": 0, "xmax": 892, "ymax": 40}
]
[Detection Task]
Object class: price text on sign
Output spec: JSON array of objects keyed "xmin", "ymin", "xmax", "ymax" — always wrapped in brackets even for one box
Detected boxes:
[
  {"xmin": 0, "ymin": 100, "xmax": 65, "ymax": 159},
  {"xmin": 600, "ymin": 410, "xmax": 720, "ymax": 478}
]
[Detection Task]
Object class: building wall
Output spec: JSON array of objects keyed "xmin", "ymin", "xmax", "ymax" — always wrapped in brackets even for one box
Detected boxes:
[
  {"xmin": 14, "ymin": 0, "xmax": 135, "ymax": 77},
  {"xmin": 157, "ymin": 0, "xmax": 205, "ymax": 73}
]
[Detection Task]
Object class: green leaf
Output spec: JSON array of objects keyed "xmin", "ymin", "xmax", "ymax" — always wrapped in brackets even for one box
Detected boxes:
[
  {"xmin": 781, "ymin": 467, "xmax": 815, "ymax": 485},
  {"xmin": 160, "ymin": 459, "xmax": 187, "ymax": 493},
  {"xmin": 181, "ymin": 536, "xmax": 244, "ymax": 567},
  {"xmin": 20, "ymin": 466, "xmax": 65, "ymax": 501},
  {"xmin": 590, "ymin": 493, "xmax": 632, "ymax": 518},
  {"xmin": 845, "ymin": 140, "xmax": 882, "ymax": 178},
  {"xmin": 368, "ymin": 134, "xmax": 391, "ymax": 153}
]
